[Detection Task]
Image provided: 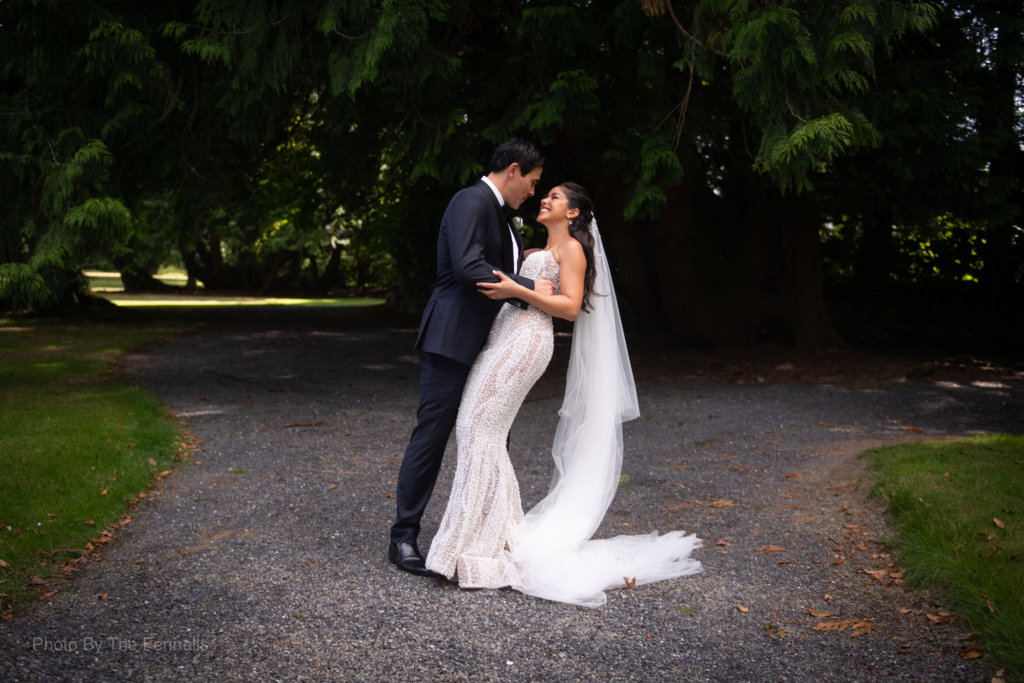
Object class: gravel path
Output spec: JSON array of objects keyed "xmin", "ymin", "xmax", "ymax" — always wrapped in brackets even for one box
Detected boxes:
[{"xmin": 2, "ymin": 306, "xmax": 1022, "ymax": 682}]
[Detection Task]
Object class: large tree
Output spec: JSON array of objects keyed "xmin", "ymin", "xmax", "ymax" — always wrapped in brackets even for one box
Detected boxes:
[{"xmin": 8, "ymin": 1, "xmax": 1019, "ymax": 352}]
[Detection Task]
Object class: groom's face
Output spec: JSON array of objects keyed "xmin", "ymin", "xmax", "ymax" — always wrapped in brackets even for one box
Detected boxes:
[{"xmin": 505, "ymin": 164, "xmax": 543, "ymax": 210}]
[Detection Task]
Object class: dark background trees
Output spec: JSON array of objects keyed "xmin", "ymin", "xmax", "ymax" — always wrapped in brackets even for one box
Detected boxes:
[{"xmin": 1, "ymin": 0, "xmax": 1021, "ymax": 351}]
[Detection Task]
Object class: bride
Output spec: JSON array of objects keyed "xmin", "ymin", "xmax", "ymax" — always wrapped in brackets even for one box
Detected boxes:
[{"xmin": 424, "ymin": 182, "xmax": 702, "ymax": 607}]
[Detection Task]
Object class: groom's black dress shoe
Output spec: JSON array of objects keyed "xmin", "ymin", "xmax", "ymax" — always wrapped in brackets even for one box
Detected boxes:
[{"xmin": 388, "ymin": 542, "xmax": 431, "ymax": 576}]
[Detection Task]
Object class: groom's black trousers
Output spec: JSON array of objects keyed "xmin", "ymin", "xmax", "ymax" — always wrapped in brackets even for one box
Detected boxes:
[{"xmin": 390, "ymin": 350, "xmax": 472, "ymax": 545}]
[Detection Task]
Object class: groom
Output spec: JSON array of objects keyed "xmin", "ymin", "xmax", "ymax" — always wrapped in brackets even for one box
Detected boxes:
[{"xmin": 388, "ymin": 138, "xmax": 552, "ymax": 575}]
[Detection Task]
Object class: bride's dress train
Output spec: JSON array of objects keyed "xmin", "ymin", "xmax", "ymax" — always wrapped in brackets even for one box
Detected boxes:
[{"xmin": 426, "ymin": 226, "xmax": 702, "ymax": 606}]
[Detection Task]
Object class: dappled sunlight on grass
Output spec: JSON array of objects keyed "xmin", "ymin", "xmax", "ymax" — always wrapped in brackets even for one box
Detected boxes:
[{"xmin": 106, "ymin": 296, "xmax": 385, "ymax": 308}]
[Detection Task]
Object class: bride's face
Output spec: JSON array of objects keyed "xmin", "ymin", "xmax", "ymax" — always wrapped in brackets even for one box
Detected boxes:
[{"xmin": 537, "ymin": 187, "xmax": 578, "ymax": 226}]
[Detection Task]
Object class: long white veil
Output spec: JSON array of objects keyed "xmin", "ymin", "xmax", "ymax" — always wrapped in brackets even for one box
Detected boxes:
[{"xmin": 506, "ymin": 219, "xmax": 703, "ymax": 607}]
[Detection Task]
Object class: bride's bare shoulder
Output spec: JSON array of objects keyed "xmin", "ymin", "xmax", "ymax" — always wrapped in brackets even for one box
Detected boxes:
[{"xmin": 554, "ymin": 238, "xmax": 585, "ymax": 263}]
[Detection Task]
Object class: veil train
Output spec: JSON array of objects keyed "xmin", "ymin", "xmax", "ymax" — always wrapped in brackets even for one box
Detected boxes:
[{"xmin": 506, "ymin": 220, "xmax": 703, "ymax": 607}]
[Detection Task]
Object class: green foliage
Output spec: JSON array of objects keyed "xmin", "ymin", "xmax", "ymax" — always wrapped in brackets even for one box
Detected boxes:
[
  {"xmin": 867, "ymin": 436, "xmax": 1024, "ymax": 680},
  {"xmin": 2, "ymin": 0, "xmax": 1019, "ymax": 336},
  {"xmin": 0, "ymin": 1, "xmax": 187, "ymax": 309}
]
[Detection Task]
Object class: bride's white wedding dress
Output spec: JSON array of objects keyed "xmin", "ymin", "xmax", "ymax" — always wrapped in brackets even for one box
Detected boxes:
[{"xmin": 425, "ymin": 223, "xmax": 702, "ymax": 607}]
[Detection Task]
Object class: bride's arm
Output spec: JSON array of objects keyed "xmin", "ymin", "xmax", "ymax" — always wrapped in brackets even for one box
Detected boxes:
[{"xmin": 477, "ymin": 241, "xmax": 586, "ymax": 321}]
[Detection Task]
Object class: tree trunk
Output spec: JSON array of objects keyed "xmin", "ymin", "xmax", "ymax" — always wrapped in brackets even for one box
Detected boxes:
[
  {"xmin": 744, "ymin": 185, "xmax": 843, "ymax": 350},
  {"xmin": 118, "ymin": 266, "xmax": 174, "ymax": 292},
  {"xmin": 179, "ymin": 238, "xmax": 209, "ymax": 288},
  {"xmin": 653, "ymin": 174, "xmax": 704, "ymax": 340},
  {"xmin": 783, "ymin": 218, "xmax": 845, "ymax": 350},
  {"xmin": 207, "ymin": 234, "xmax": 225, "ymax": 287},
  {"xmin": 594, "ymin": 182, "xmax": 663, "ymax": 326},
  {"xmin": 317, "ymin": 244, "xmax": 344, "ymax": 295},
  {"xmin": 856, "ymin": 204, "xmax": 895, "ymax": 286},
  {"xmin": 259, "ymin": 249, "xmax": 287, "ymax": 296},
  {"xmin": 978, "ymin": 0, "xmax": 1023, "ymax": 292}
]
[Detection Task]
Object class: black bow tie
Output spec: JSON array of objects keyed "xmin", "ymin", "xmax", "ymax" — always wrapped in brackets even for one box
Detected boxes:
[{"xmin": 502, "ymin": 204, "xmax": 514, "ymax": 218}]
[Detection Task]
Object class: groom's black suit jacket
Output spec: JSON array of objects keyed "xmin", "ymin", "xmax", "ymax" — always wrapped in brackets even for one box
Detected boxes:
[{"xmin": 415, "ymin": 180, "xmax": 535, "ymax": 366}]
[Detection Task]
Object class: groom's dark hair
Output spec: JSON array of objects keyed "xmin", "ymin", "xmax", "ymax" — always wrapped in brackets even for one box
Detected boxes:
[{"xmin": 487, "ymin": 138, "xmax": 545, "ymax": 175}]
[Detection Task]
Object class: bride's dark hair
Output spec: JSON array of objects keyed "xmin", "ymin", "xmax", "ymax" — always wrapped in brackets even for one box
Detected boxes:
[{"xmin": 559, "ymin": 182, "xmax": 598, "ymax": 313}]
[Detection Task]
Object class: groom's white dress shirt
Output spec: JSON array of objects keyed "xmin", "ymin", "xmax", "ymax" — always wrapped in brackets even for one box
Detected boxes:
[{"xmin": 481, "ymin": 175, "xmax": 520, "ymax": 273}]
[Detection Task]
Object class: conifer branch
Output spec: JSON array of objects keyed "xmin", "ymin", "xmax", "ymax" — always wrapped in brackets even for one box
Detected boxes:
[
  {"xmin": 673, "ymin": 42, "xmax": 698, "ymax": 150},
  {"xmin": 331, "ymin": 29, "xmax": 367, "ymax": 40},
  {"xmin": 664, "ymin": 1, "xmax": 702, "ymax": 45}
]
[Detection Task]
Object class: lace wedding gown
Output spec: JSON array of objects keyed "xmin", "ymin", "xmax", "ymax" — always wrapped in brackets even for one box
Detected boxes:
[
  {"xmin": 425, "ymin": 249, "xmax": 559, "ymax": 588},
  {"xmin": 426, "ymin": 235, "xmax": 702, "ymax": 606}
]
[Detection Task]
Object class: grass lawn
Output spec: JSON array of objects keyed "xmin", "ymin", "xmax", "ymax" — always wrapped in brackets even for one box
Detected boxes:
[
  {"xmin": 106, "ymin": 296, "xmax": 385, "ymax": 307},
  {"xmin": 0, "ymin": 317, "xmax": 190, "ymax": 614},
  {"xmin": 866, "ymin": 436, "xmax": 1024, "ymax": 679}
]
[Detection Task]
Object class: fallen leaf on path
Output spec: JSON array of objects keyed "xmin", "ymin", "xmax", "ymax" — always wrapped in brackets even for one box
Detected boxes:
[
  {"xmin": 709, "ymin": 499, "xmax": 736, "ymax": 507},
  {"xmin": 806, "ymin": 609, "xmax": 834, "ymax": 618},
  {"xmin": 832, "ymin": 557, "xmax": 845, "ymax": 565},
  {"xmin": 959, "ymin": 646, "xmax": 983, "ymax": 660},
  {"xmin": 814, "ymin": 619, "xmax": 875, "ymax": 636},
  {"xmin": 716, "ymin": 540, "xmax": 731, "ymax": 546},
  {"xmin": 96, "ymin": 594, "xmax": 108, "ymax": 600},
  {"xmin": 28, "ymin": 576, "xmax": 47, "ymax": 586},
  {"xmin": 926, "ymin": 612, "xmax": 952, "ymax": 624},
  {"xmin": 384, "ymin": 493, "xmax": 395, "ymax": 499},
  {"xmin": 756, "ymin": 546, "xmax": 787, "ymax": 553},
  {"xmin": 861, "ymin": 569, "xmax": 888, "ymax": 582},
  {"xmin": 763, "ymin": 623, "xmax": 789, "ymax": 639},
  {"xmin": 850, "ymin": 621, "xmax": 877, "ymax": 636},
  {"xmin": 899, "ymin": 608, "xmax": 914, "ymax": 614},
  {"xmin": 823, "ymin": 594, "xmax": 833, "ymax": 601},
  {"xmin": 785, "ymin": 472, "xmax": 802, "ymax": 480},
  {"xmin": 736, "ymin": 605, "xmax": 749, "ymax": 613},
  {"xmin": 624, "ymin": 577, "xmax": 636, "ymax": 589},
  {"xmin": 993, "ymin": 518, "xmax": 1004, "ymax": 529},
  {"xmin": 39, "ymin": 591, "xmax": 56, "ymax": 600}
]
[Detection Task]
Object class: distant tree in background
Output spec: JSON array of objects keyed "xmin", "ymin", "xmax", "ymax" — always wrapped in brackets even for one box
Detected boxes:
[{"xmin": 1, "ymin": 1, "xmax": 1020, "ymax": 350}]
